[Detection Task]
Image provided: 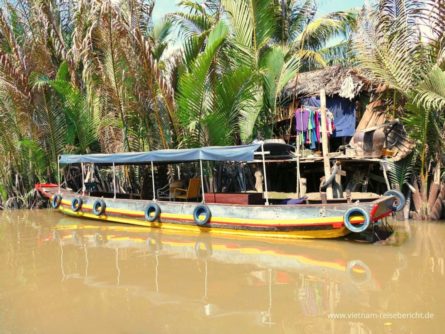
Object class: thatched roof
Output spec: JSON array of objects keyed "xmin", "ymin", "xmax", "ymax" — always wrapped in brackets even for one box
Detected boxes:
[{"xmin": 284, "ymin": 65, "xmax": 374, "ymax": 99}]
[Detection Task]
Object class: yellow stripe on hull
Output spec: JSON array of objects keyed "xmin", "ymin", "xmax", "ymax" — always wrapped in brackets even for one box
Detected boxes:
[
  {"xmin": 59, "ymin": 206, "xmax": 350, "ymax": 239},
  {"xmin": 58, "ymin": 199, "xmax": 362, "ymax": 226}
]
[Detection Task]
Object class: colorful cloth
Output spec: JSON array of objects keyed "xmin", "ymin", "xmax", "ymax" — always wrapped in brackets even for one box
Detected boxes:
[
  {"xmin": 295, "ymin": 107, "xmax": 336, "ymax": 149},
  {"xmin": 295, "ymin": 108, "xmax": 309, "ymax": 132},
  {"xmin": 301, "ymin": 96, "xmax": 355, "ymax": 138}
]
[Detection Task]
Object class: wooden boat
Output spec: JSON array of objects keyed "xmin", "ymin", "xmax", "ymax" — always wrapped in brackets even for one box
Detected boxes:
[{"xmin": 36, "ymin": 144, "xmax": 405, "ymax": 239}]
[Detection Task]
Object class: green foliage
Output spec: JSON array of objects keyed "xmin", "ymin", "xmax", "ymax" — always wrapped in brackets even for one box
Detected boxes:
[
  {"xmin": 353, "ymin": 0, "xmax": 445, "ymax": 219},
  {"xmin": 261, "ymin": 46, "xmax": 300, "ymax": 119},
  {"xmin": 415, "ymin": 66, "xmax": 445, "ymax": 112},
  {"xmin": 33, "ymin": 63, "xmax": 98, "ymax": 154},
  {"xmin": 177, "ymin": 20, "xmax": 229, "ymax": 146},
  {"xmin": 0, "ymin": 0, "xmax": 359, "ymax": 205},
  {"xmin": 18, "ymin": 139, "xmax": 48, "ymax": 180},
  {"xmin": 387, "ymin": 153, "xmax": 417, "ymax": 190},
  {"xmin": 0, "ymin": 0, "xmax": 176, "ymax": 205}
]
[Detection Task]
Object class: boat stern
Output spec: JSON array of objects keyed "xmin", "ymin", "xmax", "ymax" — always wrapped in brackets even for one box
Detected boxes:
[{"xmin": 369, "ymin": 195, "xmax": 401, "ymax": 222}]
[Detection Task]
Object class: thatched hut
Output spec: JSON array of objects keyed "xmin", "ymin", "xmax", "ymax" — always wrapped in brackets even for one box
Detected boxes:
[
  {"xmin": 283, "ymin": 65, "xmax": 373, "ymax": 100},
  {"xmin": 277, "ymin": 66, "xmax": 414, "ymax": 162}
]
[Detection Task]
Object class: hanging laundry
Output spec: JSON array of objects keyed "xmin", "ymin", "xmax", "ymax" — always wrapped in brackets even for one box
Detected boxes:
[
  {"xmin": 296, "ymin": 107, "xmax": 328, "ymax": 149},
  {"xmin": 295, "ymin": 108, "xmax": 309, "ymax": 132},
  {"xmin": 301, "ymin": 96, "xmax": 355, "ymax": 138},
  {"xmin": 315, "ymin": 111, "xmax": 321, "ymax": 142}
]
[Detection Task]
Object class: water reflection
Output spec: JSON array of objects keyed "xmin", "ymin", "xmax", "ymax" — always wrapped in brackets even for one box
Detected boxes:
[{"xmin": 0, "ymin": 211, "xmax": 443, "ymax": 333}]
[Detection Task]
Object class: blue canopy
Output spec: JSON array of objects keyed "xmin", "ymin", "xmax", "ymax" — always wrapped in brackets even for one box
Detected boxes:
[{"xmin": 59, "ymin": 144, "xmax": 261, "ymax": 165}]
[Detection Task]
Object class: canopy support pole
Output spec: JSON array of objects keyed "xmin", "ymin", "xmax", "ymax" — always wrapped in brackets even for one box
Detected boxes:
[
  {"xmin": 199, "ymin": 160, "xmax": 205, "ymax": 203},
  {"xmin": 81, "ymin": 162, "xmax": 85, "ymax": 196},
  {"xmin": 57, "ymin": 155, "xmax": 61, "ymax": 194},
  {"xmin": 261, "ymin": 143, "xmax": 270, "ymax": 206},
  {"xmin": 113, "ymin": 163, "xmax": 117, "ymax": 199},
  {"xmin": 151, "ymin": 161, "xmax": 156, "ymax": 201}
]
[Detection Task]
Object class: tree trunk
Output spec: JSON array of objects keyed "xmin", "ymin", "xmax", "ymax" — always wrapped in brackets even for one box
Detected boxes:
[
  {"xmin": 412, "ymin": 178, "xmax": 423, "ymax": 217},
  {"xmin": 428, "ymin": 162, "xmax": 440, "ymax": 208}
]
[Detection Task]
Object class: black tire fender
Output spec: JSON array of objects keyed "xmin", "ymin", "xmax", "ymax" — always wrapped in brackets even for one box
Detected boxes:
[
  {"xmin": 384, "ymin": 189, "xmax": 406, "ymax": 212},
  {"xmin": 92, "ymin": 199, "xmax": 106, "ymax": 216},
  {"xmin": 145, "ymin": 202, "xmax": 161, "ymax": 222},
  {"xmin": 193, "ymin": 205, "xmax": 211, "ymax": 226},
  {"xmin": 71, "ymin": 197, "xmax": 83, "ymax": 212},
  {"xmin": 344, "ymin": 207, "xmax": 371, "ymax": 233},
  {"xmin": 51, "ymin": 194, "xmax": 62, "ymax": 209}
]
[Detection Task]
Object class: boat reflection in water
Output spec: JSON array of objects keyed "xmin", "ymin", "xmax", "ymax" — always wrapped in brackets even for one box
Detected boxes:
[
  {"xmin": 2, "ymin": 211, "xmax": 443, "ymax": 333},
  {"xmin": 48, "ymin": 217, "xmax": 408, "ymax": 333}
]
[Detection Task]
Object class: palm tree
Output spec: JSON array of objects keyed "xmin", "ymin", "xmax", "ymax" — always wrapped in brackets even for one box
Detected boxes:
[
  {"xmin": 0, "ymin": 0, "xmax": 73, "ymax": 203},
  {"xmin": 0, "ymin": 0, "xmax": 178, "ymax": 205},
  {"xmin": 273, "ymin": 0, "xmax": 358, "ymax": 69},
  {"xmin": 353, "ymin": 0, "xmax": 445, "ymax": 219},
  {"xmin": 173, "ymin": 0, "xmax": 356, "ymax": 146}
]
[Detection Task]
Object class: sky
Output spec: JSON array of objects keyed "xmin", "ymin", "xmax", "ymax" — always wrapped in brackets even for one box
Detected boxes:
[{"xmin": 152, "ymin": 0, "xmax": 366, "ymax": 22}]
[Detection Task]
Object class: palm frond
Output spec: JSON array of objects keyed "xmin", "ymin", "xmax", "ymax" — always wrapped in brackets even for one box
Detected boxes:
[
  {"xmin": 296, "ymin": 10, "xmax": 357, "ymax": 51},
  {"xmin": 387, "ymin": 152, "xmax": 418, "ymax": 190},
  {"xmin": 222, "ymin": 0, "xmax": 275, "ymax": 53},
  {"xmin": 177, "ymin": 20, "xmax": 228, "ymax": 147},
  {"xmin": 167, "ymin": 12, "xmax": 212, "ymax": 39},
  {"xmin": 288, "ymin": 0, "xmax": 316, "ymax": 40},
  {"xmin": 414, "ymin": 65, "xmax": 445, "ymax": 111},
  {"xmin": 319, "ymin": 40, "xmax": 354, "ymax": 66}
]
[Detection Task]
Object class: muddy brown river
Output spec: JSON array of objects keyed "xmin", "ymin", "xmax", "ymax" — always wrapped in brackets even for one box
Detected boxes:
[{"xmin": 0, "ymin": 210, "xmax": 443, "ymax": 333}]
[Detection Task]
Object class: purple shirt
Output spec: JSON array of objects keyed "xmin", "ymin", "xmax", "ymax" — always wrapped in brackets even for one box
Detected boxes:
[{"xmin": 295, "ymin": 108, "xmax": 309, "ymax": 133}]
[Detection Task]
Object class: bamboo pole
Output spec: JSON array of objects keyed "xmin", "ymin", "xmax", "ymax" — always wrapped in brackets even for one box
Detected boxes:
[{"xmin": 320, "ymin": 89, "xmax": 333, "ymax": 199}]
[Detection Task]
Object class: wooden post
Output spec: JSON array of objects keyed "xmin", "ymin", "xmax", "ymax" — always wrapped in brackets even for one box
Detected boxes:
[
  {"xmin": 335, "ymin": 163, "xmax": 344, "ymax": 198},
  {"xmin": 320, "ymin": 89, "xmax": 333, "ymax": 199}
]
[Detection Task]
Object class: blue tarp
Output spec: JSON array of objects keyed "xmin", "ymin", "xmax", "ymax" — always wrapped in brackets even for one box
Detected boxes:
[
  {"xmin": 302, "ymin": 96, "xmax": 356, "ymax": 138},
  {"xmin": 59, "ymin": 144, "xmax": 262, "ymax": 165}
]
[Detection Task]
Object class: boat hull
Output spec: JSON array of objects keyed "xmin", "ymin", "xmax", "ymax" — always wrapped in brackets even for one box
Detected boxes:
[{"xmin": 36, "ymin": 185, "xmax": 396, "ymax": 239}]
